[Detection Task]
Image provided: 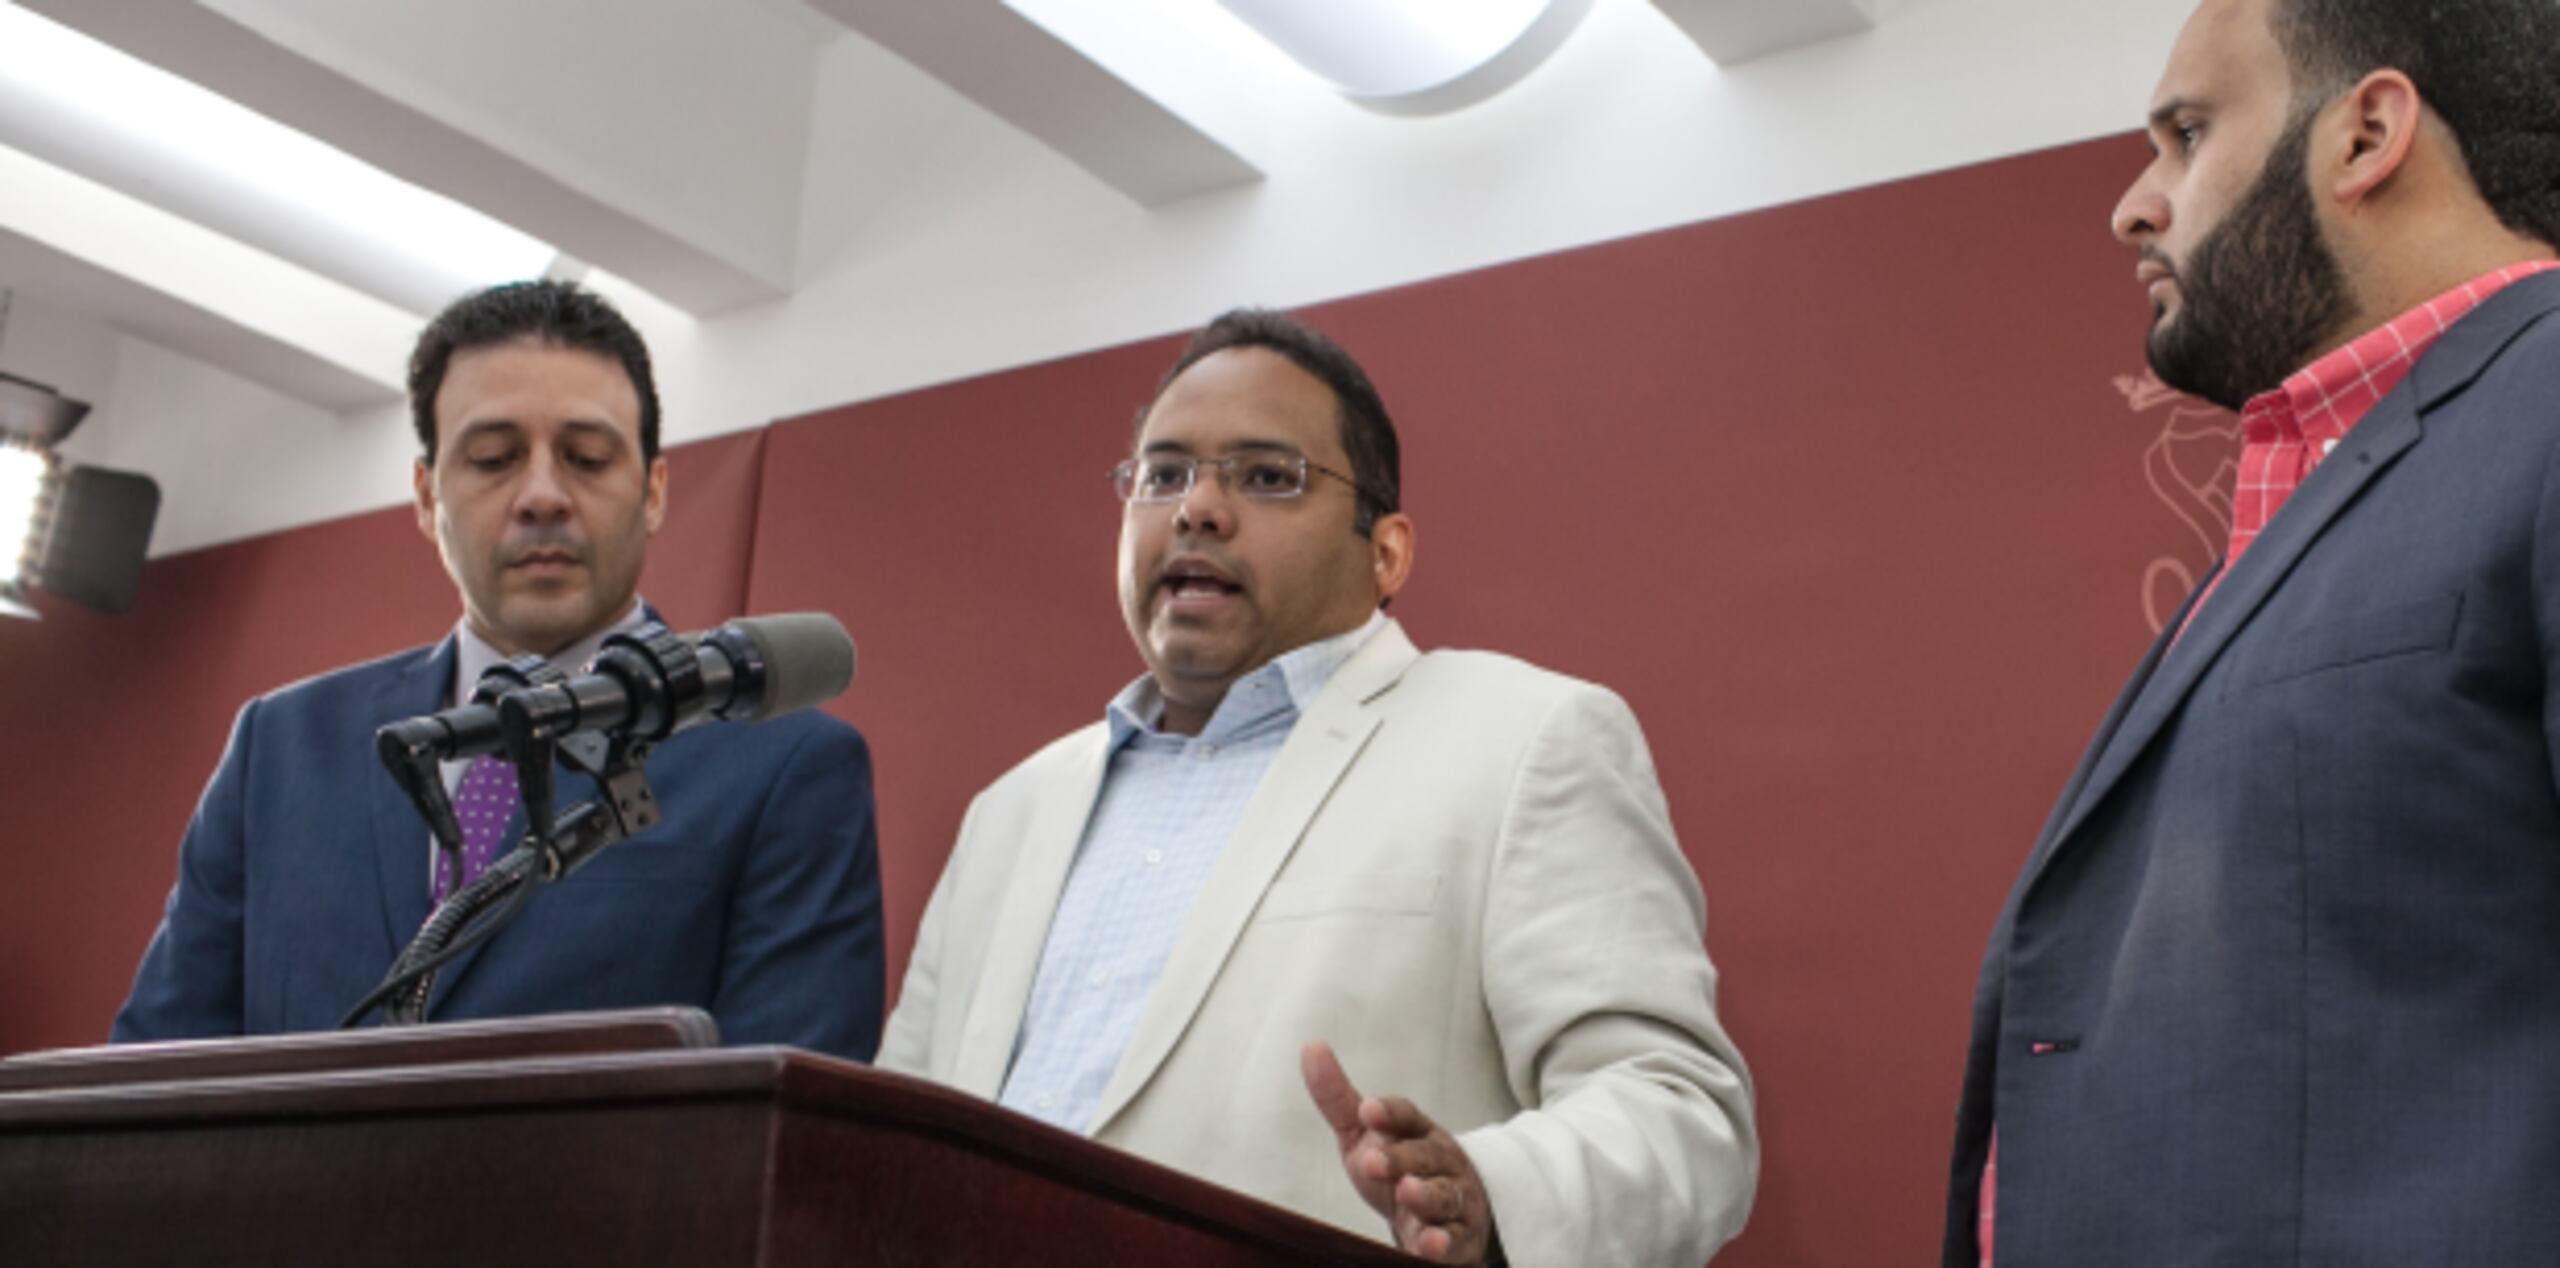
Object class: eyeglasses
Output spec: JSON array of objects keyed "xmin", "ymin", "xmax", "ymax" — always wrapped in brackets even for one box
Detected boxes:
[{"xmin": 1108, "ymin": 451, "xmax": 1367, "ymax": 505}]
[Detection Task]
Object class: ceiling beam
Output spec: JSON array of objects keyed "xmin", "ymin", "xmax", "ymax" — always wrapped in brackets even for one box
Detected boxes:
[
  {"xmin": 16, "ymin": 0, "xmax": 799, "ymax": 314},
  {"xmin": 1654, "ymin": 0, "xmax": 1879, "ymax": 66},
  {"xmin": 807, "ymin": 0, "xmax": 1260, "ymax": 206},
  {"xmin": 0, "ymin": 144, "xmax": 407, "ymax": 412}
]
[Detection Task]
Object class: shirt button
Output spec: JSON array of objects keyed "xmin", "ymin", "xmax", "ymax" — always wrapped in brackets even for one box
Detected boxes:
[
  {"xmin": 1198, "ymin": 743, "xmax": 1218, "ymax": 757},
  {"xmin": 1036, "ymin": 1094, "xmax": 1055, "ymax": 1110},
  {"xmin": 2321, "ymin": 438, "xmax": 2338, "ymax": 455},
  {"xmin": 1090, "ymin": 970, "xmax": 1109, "ymax": 988},
  {"xmin": 1144, "ymin": 849, "xmax": 1164, "ymax": 866}
]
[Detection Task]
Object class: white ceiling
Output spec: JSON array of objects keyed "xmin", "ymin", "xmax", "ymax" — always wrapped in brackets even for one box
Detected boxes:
[{"xmin": 0, "ymin": 0, "xmax": 2193, "ymax": 555}]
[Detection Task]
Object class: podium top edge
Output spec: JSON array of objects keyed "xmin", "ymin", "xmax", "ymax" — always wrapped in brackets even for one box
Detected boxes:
[{"xmin": 0, "ymin": 1007, "xmax": 720, "ymax": 1094}]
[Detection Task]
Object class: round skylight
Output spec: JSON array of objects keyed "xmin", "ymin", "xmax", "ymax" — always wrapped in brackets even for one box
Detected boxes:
[{"xmin": 1217, "ymin": 0, "xmax": 1595, "ymax": 113}]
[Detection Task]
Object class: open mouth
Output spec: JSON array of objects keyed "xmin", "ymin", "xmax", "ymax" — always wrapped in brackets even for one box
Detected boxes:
[{"xmin": 1160, "ymin": 558, "xmax": 1243, "ymax": 604}]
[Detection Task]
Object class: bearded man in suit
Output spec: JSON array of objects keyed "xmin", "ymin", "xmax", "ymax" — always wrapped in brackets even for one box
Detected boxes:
[{"xmin": 1950, "ymin": 0, "xmax": 2560, "ymax": 1262}]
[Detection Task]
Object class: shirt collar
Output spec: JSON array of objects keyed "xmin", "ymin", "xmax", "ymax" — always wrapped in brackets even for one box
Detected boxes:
[
  {"xmin": 1105, "ymin": 610, "xmax": 1389, "ymax": 749},
  {"xmin": 2244, "ymin": 259, "xmax": 2560, "ymax": 448},
  {"xmin": 447, "ymin": 597, "xmax": 652, "ymax": 709}
]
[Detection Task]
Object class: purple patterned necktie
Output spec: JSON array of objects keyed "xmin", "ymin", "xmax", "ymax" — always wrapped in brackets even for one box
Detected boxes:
[{"xmin": 433, "ymin": 753, "xmax": 520, "ymax": 904}]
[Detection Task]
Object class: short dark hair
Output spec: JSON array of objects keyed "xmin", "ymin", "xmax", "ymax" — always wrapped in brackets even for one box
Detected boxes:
[
  {"xmin": 2274, "ymin": 0, "xmax": 2560, "ymax": 249},
  {"xmin": 407, "ymin": 279, "xmax": 661, "ymax": 465},
  {"xmin": 1147, "ymin": 308, "xmax": 1402, "ymax": 536}
]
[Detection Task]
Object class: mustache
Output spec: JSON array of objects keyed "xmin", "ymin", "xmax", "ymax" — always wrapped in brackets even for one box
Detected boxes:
[{"xmin": 498, "ymin": 527, "xmax": 589, "ymax": 565}]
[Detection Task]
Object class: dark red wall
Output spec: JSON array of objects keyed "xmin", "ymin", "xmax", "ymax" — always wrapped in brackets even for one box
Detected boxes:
[{"xmin": 0, "ymin": 134, "xmax": 2222, "ymax": 1266}]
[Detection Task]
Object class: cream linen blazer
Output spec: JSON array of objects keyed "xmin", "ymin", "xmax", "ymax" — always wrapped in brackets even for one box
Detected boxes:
[{"xmin": 878, "ymin": 621, "xmax": 1758, "ymax": 1267}]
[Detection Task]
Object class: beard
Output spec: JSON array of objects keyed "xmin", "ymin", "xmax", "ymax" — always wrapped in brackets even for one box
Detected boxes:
[{"xmin": 2145, "ymin": 113, "xmax": 2352, "ymax": 411}]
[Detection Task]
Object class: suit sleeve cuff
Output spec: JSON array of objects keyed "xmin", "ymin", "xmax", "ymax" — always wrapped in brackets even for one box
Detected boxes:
[{"xmin": 1455, "ymin": 1121, "xmax": 1555, "ymax": 1268}]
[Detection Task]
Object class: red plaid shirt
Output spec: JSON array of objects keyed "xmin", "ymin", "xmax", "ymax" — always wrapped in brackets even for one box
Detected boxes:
[
  {"xmin": 2182, "ymin": 258, "xmax": 2560, "ymax": 630},
  {"xmin": 1977, "ymin": 257, "xmax": 2560, "ymax": 1267}
]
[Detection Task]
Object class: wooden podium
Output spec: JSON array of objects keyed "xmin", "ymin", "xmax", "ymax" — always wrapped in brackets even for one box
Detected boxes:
[{"xmin": 0, "ymin": 1009, "xmax": 1417, "ymax": 1266}]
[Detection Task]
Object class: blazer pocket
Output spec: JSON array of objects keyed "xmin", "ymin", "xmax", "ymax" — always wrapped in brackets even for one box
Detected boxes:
[
  {"xmin": 1256, "ymin": 870, "xmax": 1442, "ymax": 923},
  {"xmin": 2238, "ymin": 591, "xmax": 2462, "ymax": 688}
]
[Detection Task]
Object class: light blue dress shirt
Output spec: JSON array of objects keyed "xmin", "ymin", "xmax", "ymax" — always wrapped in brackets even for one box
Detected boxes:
[{"xmin": 998, "ymin": 612, "xmax": 1386, "ymax": 1132}]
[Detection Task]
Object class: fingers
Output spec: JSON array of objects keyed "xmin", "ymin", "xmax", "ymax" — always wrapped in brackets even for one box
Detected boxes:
[
  {"xmin": 1304, "ymin": 1059, "xmax": 1493, "ymax": 1263},
  {"xmin": 1360, "ymin": 1093, "xmax": 1435, "ymax": 1139},
  {"xmin": 1299, "ymin": 1040, "xmax": 1365, "ymax": 1139},
  {"xmin": 1410, "ymin": 1225, "xmax": 1456, "ymax": 1261},
  {"xmin": 1393, "ymin": 1169, "xmax": 1489, "ymax": 1264},
  {"xmin": 1396, "ymin": 1173, "xmax": 1468, "ymax": 1224},
  {"xmin": 1346, "ymin": 1092, "xmax": 1462, "ymax": 1188},
  {"xmin": 1353, "ymin": 1101, "xmax": 1446, "ymax": 1186},
  {"xmin": 1390, "ymin": 1130, "xmax": 1464, "ymax": 1178}
]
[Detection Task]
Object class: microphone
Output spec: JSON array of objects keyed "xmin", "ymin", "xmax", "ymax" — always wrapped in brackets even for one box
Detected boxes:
[
  {"xmin": 347, "ymin": 613, "xmax": 855, "ymax": 1030},
  {"xmin": 499, "ymin": 611, "xmax": 857, "ymax": 748},
  {"xmin": 375, "ymin": 612, "xmax": 856, "ymax": 766},
  {"xmin": 496, "ymin": 613, "xmax": 854, "ymax": 847}
]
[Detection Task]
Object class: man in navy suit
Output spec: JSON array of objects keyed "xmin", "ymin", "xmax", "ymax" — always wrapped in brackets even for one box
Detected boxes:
[
  {"xmin": 113, "ymin": 281, "xmax": 884, "ymax": 1061},
  {"xmin": 1950, "ymin": 0, "xmax": 2560, "ymax": 1263}
]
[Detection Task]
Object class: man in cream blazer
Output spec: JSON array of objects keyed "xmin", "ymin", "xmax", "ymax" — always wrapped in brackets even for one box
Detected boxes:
[{"xmin": 879, "ymin": 309, "xmax": 1756, "ymax": 1267}]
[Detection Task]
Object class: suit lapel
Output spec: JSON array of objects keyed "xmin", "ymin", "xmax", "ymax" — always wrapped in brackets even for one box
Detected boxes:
[
  {"xmin": 2030, "ymin": 572, "xmax": 2208, "ymax": 850},
  {"xmin": 368, "ymin": 639, "xmax": 460, "ymax": 965},
  {"xmin": 2024, "ymin": 269, "xmax": 2560, "ymax": 884},
  {"xmin": 2029, "ymin": 400, "xmax": 2422, "ymax": 878},
  {"xmin": 1086, "ymin": 622, "xmax": 1418, "ymax": 1134},
  {"xmin": 2031, "ymin": 276, "xmax": 2560, "ymax": 890},
  {"xmin": 950, "ymin": 725, "xmax": 1114, "ymax": 1098},
  {"xmin": 2033, "ymin": 272, "xmax": 2560, "ymax": 866}
]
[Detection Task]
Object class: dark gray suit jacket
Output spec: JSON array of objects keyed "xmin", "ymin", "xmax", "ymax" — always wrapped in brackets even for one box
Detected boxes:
[{"xmin": 1949, "ymin": 270, "xmax": 2560, "ymax": 1266}]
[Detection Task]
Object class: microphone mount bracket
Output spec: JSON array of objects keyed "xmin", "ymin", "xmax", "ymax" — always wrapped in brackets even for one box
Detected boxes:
[{"xmin": 355, "ymin": 725, "xmax": 666, "ymax": 1028}]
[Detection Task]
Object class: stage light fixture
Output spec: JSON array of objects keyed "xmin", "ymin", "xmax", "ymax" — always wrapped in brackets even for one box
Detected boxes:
[
  {"xmin": 1, "ymin": 437, "xmax": 52, "ymax": 599},
  {"xmin": 0, "ymin": 370, "xmax": 158, "ymax": 620}
]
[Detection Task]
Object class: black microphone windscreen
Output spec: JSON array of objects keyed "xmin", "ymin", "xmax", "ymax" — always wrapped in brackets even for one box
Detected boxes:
[{"xmin": 728, "ymin": 612, "xmax": 856, "ymax": 717}]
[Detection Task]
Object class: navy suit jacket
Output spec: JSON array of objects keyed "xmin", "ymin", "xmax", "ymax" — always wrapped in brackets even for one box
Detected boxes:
[
  {"xmin": 1949, "ymin": 271, "xmax": 2560, "ymax": 1266},
  {"xmin": 114, "ymin": 634, "xmax": 885, "ymax": 1062}
]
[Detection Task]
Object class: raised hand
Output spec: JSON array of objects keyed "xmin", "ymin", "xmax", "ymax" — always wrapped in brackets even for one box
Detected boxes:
[{"xmin": 1301, "ymin": 1040, "xmax": 1497, "ymax": 1265}]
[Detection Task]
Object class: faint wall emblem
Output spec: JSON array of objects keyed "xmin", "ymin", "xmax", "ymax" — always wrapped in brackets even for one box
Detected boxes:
[{"xmin": 2118, "ymin": 370, "xmax": 2239, "ymax": 634}]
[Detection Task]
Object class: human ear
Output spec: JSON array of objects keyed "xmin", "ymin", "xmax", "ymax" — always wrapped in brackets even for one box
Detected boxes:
[{"xmin": 2328, "ymin": 69, "xmax": 2422, "ymax": 206}]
